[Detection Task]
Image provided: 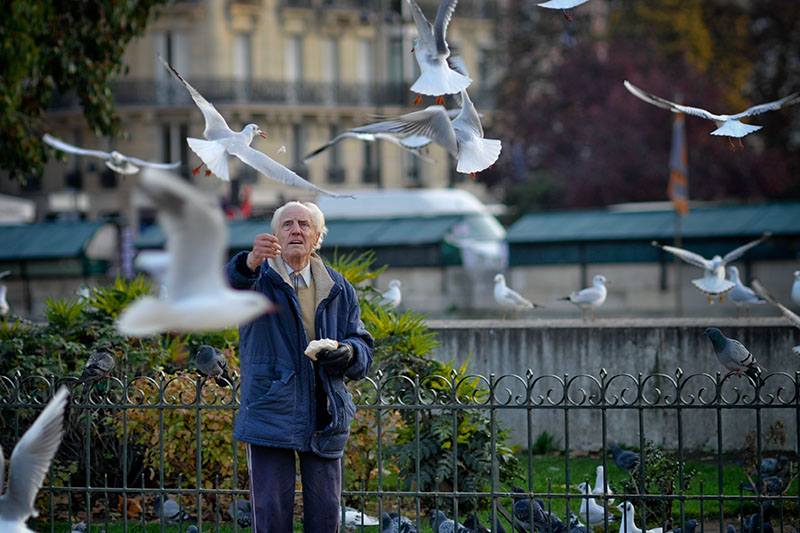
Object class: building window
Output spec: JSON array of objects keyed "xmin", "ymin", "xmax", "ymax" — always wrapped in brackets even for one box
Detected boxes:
[
  {"xmin": 326, "ymin": 124, "xmax": 345, "ymax": 183},
  {"xmin": 162, "ymin": 122, "xmax": 190, "ymax": 179},
  {"xmin": 100, "ymin": 168, "xmax": 117, "ymax": 189},
  {"xmin": 233, "ymin": 33, "xmax": 253, "ymax": 102},
  {"xmin": 292, "ymin": 123, "xmax": 308, "ymax": 178},
  {"xmin": 286, "ymin": 36, "xmax": 304, "ymax": 104},
  {"xmin": 406, "ymin": 152, "xmax": 421, "ymax": 186},
  {"xmin": 361, "ymin": 142, "xmax": 380, "ymax": 184},
  {"xmin": 322, "ymin": 37, "xmax": 340, "ymax": 104}
]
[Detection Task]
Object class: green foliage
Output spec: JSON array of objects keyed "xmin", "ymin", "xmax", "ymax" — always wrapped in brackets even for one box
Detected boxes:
[
  {"xmin": 531, "ymin": 430, "xmax": 561, "ymax": 455},
  {"xmin": 43, "ymin": 295, "xmax": 86, "ymax": 337},
  {"xmin": 89, "ymin": 274, "xmax": 153, "ymax": 318},
  {"xmin": 0, "ymin": 0, "xmax": 170, "ymax": 182}
]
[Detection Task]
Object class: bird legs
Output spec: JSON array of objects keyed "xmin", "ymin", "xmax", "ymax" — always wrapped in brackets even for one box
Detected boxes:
[
  {"xmin": 562, "ymin": 9, "xmax": 573, "ymax": 21},
  {"xmin": 728, "ymin": 137, "xmax": 744, "ymax": 150},
  {"xmin": 412, "ymin": 95, "xmax": 445, "ymax": 105},
  {"xmin": 192, "ymin": 162, "xmax": 212, "ymax": 177}
]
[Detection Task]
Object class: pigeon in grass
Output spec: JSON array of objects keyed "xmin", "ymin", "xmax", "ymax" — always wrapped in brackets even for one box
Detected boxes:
[
  {"xmin": 69, "ymin": 522, "xmax": 86, "ymax": 533},
  {"xmin": 592, "ymin": 465, "xmax": 615, "ymax": 504},
  {"xmin": 116, "ymin": 168, "xmax": 274, "ymax": 336},
  {"xmin": 742, "ymin": 475, "xmax": 787, "ymax": 496},
  {"xmin": 569, "ymin": 514, "xmax": 588, "ymax": 533},
  {"xmin": 751, "ymin": 279, "xmax": 800, "ymax": 356},
  {"xmin": 76, "ymin": 346, "xmax": 115, "ymax": 388},
  {"xmin": 756, "ymin": 456, "xmax": 789, "ymax": 477},
  {"xmin": 382, "ymin": 512, "xmax": 418, "ymax": 533},
  {"xmin": 341, "ymin": 506, "xmax": 380, "ymax": 528},
  {"xmin": 153, "ymin": 494, "xmax": 193, "ymax": 525},
  {"xmin": 195, "ymin": 345, "xmax": 232, "ymax": 386},
  {"xmin": 538, "ymin": 0, "xmax": 592, "ymax": 21},
  {"xmin": 430, "ymin": 509, "xmax": 471, "ymax": 533},
  {"xmin": 727, "ymin": 266, "xmax": 765, "ymax": 317},
  {"xmin": 727, "ymin": 526, "xmax": 737, "ymax": 533},
  {"xmin": 609, "ymin": 443, "xmax": 638, "ymax": 474},
  {"xmin": 43, "ymin": 134, "xmax": 181, "ymax": 175},
  {"xmin": 558, "ymin": 275, "xmax": 608, "ymax": 321},
  {"xmin": 158, "ymin": 56, "xmax": 350, "ymax": 198},
  {"xmin": 623, "ymin": 80, "xmax": 800, "ymax": 150},
  {"xmin": 652, "ymin": 234, "xmax": 770, "ymax": 303},
  {"xmin": 380, "ymin": 280, "xmax": 403, "ymax": 310},
  {"xmin": 576, "ymin": 482, "xmax": 618, "ymax": 527},
  {"xmin": 0, "ymin": 388, "xmax": 69, "ymax": 533},
  {"xmin": 616, "ymin": 502, "xmax": 663, "ymax": 533},
  {"xmin": 494, "ymin": 274, "xmax": 544, "ymax": 319},
  {"xmin": 406, "ymin": 0, "xmax": 472, "ymax": 104},
  {"xmin": 665, "ymin": 519, "xmax": 698, "ymax": 533},
  {"xmin": 463, "ymin": 514, "xmax": 491, "ymax": 533},
  {"xmin": 703, "ymin": 328, "xmax": 765, "ymax": 385},
  {"xmin": 187, "ymin": 526, "xmax": 200, "ymax": 533},
  {"xmin": 536, "ymin": 499, "xmax": 569, "ymax": 533},
  {"xmin": 741, "ymin": 502, "xmax": 774, "ymax": 533},
  {"xmin": 512, "ymin": 487, "xmax": 548, "ymax": 531},
  {"xmin": 228, "ymin": 498, "xmax": 251, "ymax": 529}
]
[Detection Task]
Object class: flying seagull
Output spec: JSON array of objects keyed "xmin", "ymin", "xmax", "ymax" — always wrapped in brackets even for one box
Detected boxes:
[
  {"xmin": 406, "ymin": 0, "xmax": 472, "ymax": 104},
  {"xmin": 751, "ymin": 278, "xmax": 800, "ymax": 356},
  {"xmin": 558, "ymin": 275, "xmax": 609, "ymax": 321},
  {"xmin": 116, "ymin": 168, "xmax": 274, "ymax": 336},
  {"xmin": 43, "ymin": 134, "xmax": 181, "ymax": 175},
  {"xmin": 538, "ymin": 0, "xmax": 592, "ymax": 21},
  {"xmin": 703, "ymin": 327, "xmax": 765, "ymax": 385},
  {"xmin": 726, "ymin": 266, "xmax": 765, "ymax": 317},
  {"xmin": 623, "ymin": 80, "xmax": 800, "ymax": 150},
  {"xmin": 651, "ymin": 233, "xmax": 770, "ymax": 303},
  {"xmin": 494, "ymin": 273, "xmax": 544, "ymax": 319},
  {"xmin": 0, "ymin": 387, "xmax": 69, "ymax": 533},
  {"xmin": 158, "ymin": 56, "xmax": 351, "ymax": 198},
  {"xmin": 304, "ymin": 132, "xmax": 435, "ymax": 164}
]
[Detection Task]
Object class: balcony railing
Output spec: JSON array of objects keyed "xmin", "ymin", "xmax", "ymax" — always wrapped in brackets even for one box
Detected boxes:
[{"xmin": 50, "ymin": 79, "xmax": 496, "ymax": 111}]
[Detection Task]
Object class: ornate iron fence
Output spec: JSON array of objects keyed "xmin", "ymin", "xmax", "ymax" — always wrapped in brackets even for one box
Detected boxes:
[{"xmin": 1, "ymin": 369, "xmax": 798, "ymax": 532}]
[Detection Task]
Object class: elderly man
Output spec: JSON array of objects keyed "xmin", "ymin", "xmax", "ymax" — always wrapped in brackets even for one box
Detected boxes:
[{"xmin": 225, "ymin": 200, "xmax": 374, "ymax": 532}]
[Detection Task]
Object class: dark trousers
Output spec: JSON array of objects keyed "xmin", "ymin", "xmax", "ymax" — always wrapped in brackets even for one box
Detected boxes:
[{"xmin": 247, "ymin": 444, "xmax": 341, "ymax": 533}]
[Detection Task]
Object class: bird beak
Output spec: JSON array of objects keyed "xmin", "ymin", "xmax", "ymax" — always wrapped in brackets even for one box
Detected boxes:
[{"xmin": 258, "ymin": 130, "xmax": 267, "ymax": 139}]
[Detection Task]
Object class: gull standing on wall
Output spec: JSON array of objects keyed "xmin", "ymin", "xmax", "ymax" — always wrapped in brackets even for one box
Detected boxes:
[
  {"xmin": 494, "ymin": 274, "xmax": 544, "ymax": 319},
  {"xmin": 558, "ymin": 275, "xmax": 609, "ymax": 321}
]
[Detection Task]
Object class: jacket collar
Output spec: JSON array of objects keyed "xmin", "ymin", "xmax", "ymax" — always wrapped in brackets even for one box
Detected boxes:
[{"xmin": 268, "ymin": 253, "xmax": 337, "ymax": 307}]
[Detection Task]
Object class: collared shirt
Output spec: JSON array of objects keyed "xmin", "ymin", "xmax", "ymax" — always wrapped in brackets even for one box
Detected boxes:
[{"xmin": 284, "ymin": 260, "xmax": 312, "ymax": 289}]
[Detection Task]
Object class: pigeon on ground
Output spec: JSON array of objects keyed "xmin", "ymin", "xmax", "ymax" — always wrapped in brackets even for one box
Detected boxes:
[
  {"xmin": 651, "ymin": 234, "xmax": 770, "ymax": 303},
  {"xmin": 195, "ymin": 345, "xmax": 232, "ymax": 386},
  {"xmin": 513, "ymin": 487, "xmax": 548, "ymax": 531},
  {"xmin": 153, "ymin": 494, "xmax": 193, "ymax": 525},
  {"xmin": 406, "ymin": 0, "xmax": 472, "ymax": 104},
  {"xmin": 727, "ymin": 266, "xmax": 765, "ymax": 317},
  {"xmin": 383, "ymin": 512, "xmax": 418, "ymax": 533},
  {"xmin": 69, "ymin": 522, "xmax": 86, "ymax": 533},
  {"xmin": 463, "ymin": 514, "xmax": 489, "ymax": 533},
  {"xmin": 430, "ymin": 509, "xmax": 470, "ymax": 533},
  {"xmin": 623, "ymin": 80, "xmax": 800, "ymax": 150},
  {"xmin": 76, "ymin": 346, "xmax": 116, "ymax": 387},
  {"xmin": 576, "ymin": 482, "xmax": 618, "ymax": 527},
  {"xmin": 43, "ymin": 134, "xmax": 181, "ymax": 175},
  {"xmin": 380, "ymin": 280, "xmax": 403, "ymax": 310},
  {"xmin": 727, "ymin": 526, "xmax": 737, "ymax": 533},
  {"xmin": 592, "ymin": 465, "xmax": 615, "ymax": 504},
  {"xmin": 304, "ymin": 132, "xmax": 435, "ymax": 164},
  {"xmin": 742, "ymin": 475, "xmax": 787, "ymax": 495},
  {"xmin": 494, "ymin": 274, "xmax": 544, "ymax": 319},
  {"xmin": 0, "ymin": 285, "xmax": 8, "ymax": 317},
  {"xmin": 187, "ymin": 526, "xmax": 199, "ymax": 533},
  {"xmin": 703, "ymin": 328, "xmax": 765, "ymax": 385},
  {"xmin": 537, "ymin": 0, "xmax": 592, "ymax": 21},
  {"xmin": 741, "ymin": 502, "xmax": 773, "ymax": 533},
  {"xmin": 665, "ymin": 519, "xmax": 698, "ymax": 533},
  {"xmin": 558, "ymin": 275, "xmax": 608, "ymax": 321},
  {"xmin": 116, "ymin": 168, "xmax": 274, "ymax": 336},
  {"xmin": 756, "ymin": 456, "xmax": 789, "ymax": 477},
  {"xmin": 228, "ymin": 498, "xmax": 252, "ymax": 529},
  {"xmin": 609, "ymin": 443, "xmax": 639, "ymax": 474},
  {"xmin": 792, "ymin": 270, "xmax": 800, "ymax": 308},
  {"xmin": 158, "ymin": 56, "xmax": 349, "ymax": 198},
  {"xmin": 569, "ymin": 514, "xmax": 588, "ymax": 533},
  {"xmin": 536, "ymin": 499, "xmax": 569, "ymax": 533},
  {"xmin": 616, "ymin": 502, "xmax": 663, "ymax": 533},
  {"xmin": 341, "ymin": 506, "xmax": 380, "ymax": 528},
  {"xmin": 0, "ymin": 387, "xmax": 69, "ymax": 533},
  {"xmin": 752, "ymin": 279, "xmax": 800, "ymax": 356}
]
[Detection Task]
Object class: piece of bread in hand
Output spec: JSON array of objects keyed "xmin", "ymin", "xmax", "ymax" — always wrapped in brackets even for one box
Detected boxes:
[{"xmin": 304, "ymin": 338, "xmax": 339, "ymax": 361}]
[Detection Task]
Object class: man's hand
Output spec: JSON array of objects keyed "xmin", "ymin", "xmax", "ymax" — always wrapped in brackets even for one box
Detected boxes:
[
  {"xmin": 315, "ymin": 343, "xmax": 353, "ymax": 373},
  {"xmin": 247, "ymin": 233, "xmax": 281, "ymax": 271}
]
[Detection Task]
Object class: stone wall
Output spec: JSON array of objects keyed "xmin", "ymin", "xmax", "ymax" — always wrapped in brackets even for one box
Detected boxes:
[{"xmin": 425, "ymin": 318, "xmax": 799, "ymax": 452}]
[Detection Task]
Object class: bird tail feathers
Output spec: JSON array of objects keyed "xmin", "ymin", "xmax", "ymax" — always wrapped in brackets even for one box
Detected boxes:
[
  {"xmin": 410, "ymin": 65, "xmax": 472, "ymax": 96},
  {"xmin": 187, "ymin": 137, "xmax": 230, "ymax": 181},
  {"xmin": 117, "ymin": 297, "xmax": 174, "ymax": 337},
  {"xmin": 456, "ymin": 138, "xmax": 502, "ymax": 174}
]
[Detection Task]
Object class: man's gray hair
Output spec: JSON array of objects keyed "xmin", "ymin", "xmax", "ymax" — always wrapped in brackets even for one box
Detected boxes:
[{"xmin": 271, "ymin": 201, "xmax": 328, "ymax": 251}]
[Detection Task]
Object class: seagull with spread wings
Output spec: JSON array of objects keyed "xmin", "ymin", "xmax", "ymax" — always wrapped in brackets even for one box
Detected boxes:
[
  {"xmin": 158, "ymin": 56, "xmax": 350, "ymax": 198},
  {"xmin": 651, "ymin": 233, "xmax": 770, "ymax": 303},
  {"xmin": 623, "ymin": 80, "xmax": 800, "ymax": 150},
  {"xmin": 538, "ymin": 0, "xmax": 592, "ymax": 21},
  {"xmin": 43, "ymin": 134, "xmax": 180, "ymax": 175},
  {"xmin": 303, "ymin": 132, "xmax": 434, "ymax": 164}
]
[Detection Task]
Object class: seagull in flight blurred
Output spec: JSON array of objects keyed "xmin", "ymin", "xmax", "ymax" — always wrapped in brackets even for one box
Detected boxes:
[
  {"xmin": 406, "ymin": 0, "xmax": 472, "ymax": 104},
  {"xmin": 652, "ymin": 233, "xmax": 770, "ymax": 303},
  {"xmin": 43, "ymin": 134, "xmax": 180, "ymax": 175},
  {"xmin": 726, "ymin": 266, "xmax": 765, "ymax": 317},
  {"xmin": 623, "ymin": 80, "xmax": 800, "ymax": 150},
  {"xmin": 158, "ymin": 56, "xmax": 350, "ymax": 198},
  {"xmin": 304, "ymin": 132, "xmax": 434, "ymax": 164},
  {"xmin": 752, "ymin": 279, "xmax": 800, "ymax": 356},
  {"xmin": 538, "ymin": 0, "xmax": 592, "ymax": 21}
]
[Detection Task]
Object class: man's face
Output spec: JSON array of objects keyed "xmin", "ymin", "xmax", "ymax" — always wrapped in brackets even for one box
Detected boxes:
[{"xmin": 277, "ymin": 205, "xmax": 319, "ymax": 266}]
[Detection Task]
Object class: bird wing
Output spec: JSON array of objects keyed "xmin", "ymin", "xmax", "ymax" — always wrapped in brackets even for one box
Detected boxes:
[
  {"xmin": 692, "ymin": 276, "xmax": 734, "ymax": 296},
  {"xmin": 751, "ymin": 279, "xmax": 800, "ymax": 330},
  {"xmin": 303, "ymin": 132, "xmax": 375, "ymax": 162},
  {"xmin": 728, "ymin": 339, "xmax": 761, "ymax": 370},
  {"xmin": 227, "ymin": 143, "xmax": 352, "ymax": 198},
  {"xmin": 502, "ymin": 288, "xmax": 533, "ymax": 308},
  {"xmin": 721, "ymin": 232, "xmax": 771, "ymax": 264},
  {"xmin": 124, "ymin": 155, "xmax": 182, "ymax": 170},
  {"xmin": 159, "ymin": 56, "xmax": 232, "ymax": 140},
  {"xmin": 652, "ymin": 242, "xmax": 712, "ymax": 270},
  {"xmin": 731, "ymin": 92, "xmax": 800, "ymax": 119},
  {"xmin": 398, "ymin": 134, "xmax": 434, "ymax": 149},
  {"xmin": 452, "ymin": 89, "xmax": 484, "ymax": 138},
  {"xmin": 571, "ymin": 286, "xmax": 603, "ymax": 304},
  {"xmin": 433, "ymin": 0, "xmax": 459, "ymax": 56},
  {"xmin": 623, "ymin": 81, "xmax": 723, "ymax": 121},
  {"xmin": 407, "ymin": 0, "xmax": 435, "ymax": 50},
  {"xmin": 2, "ymin": 387, "xmax": 68, "ymax": 523},
  {"xmin": 43, "ymin": 134, "xmax": 111, "ymax": 159},
  {"xmin": 352, "ymin": 106, "xmax": 459, "ymax": 156}
]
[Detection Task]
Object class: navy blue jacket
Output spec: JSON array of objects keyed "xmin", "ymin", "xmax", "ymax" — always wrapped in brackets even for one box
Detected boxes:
[{"xmin": 224, "ymin": 251, "xmax": 373, "ymax": 458}]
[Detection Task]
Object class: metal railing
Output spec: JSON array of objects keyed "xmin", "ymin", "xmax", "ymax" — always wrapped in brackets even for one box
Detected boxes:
[{"xmin": 1, "ymin": 369, "xmax": 798, "ymax": 532}]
